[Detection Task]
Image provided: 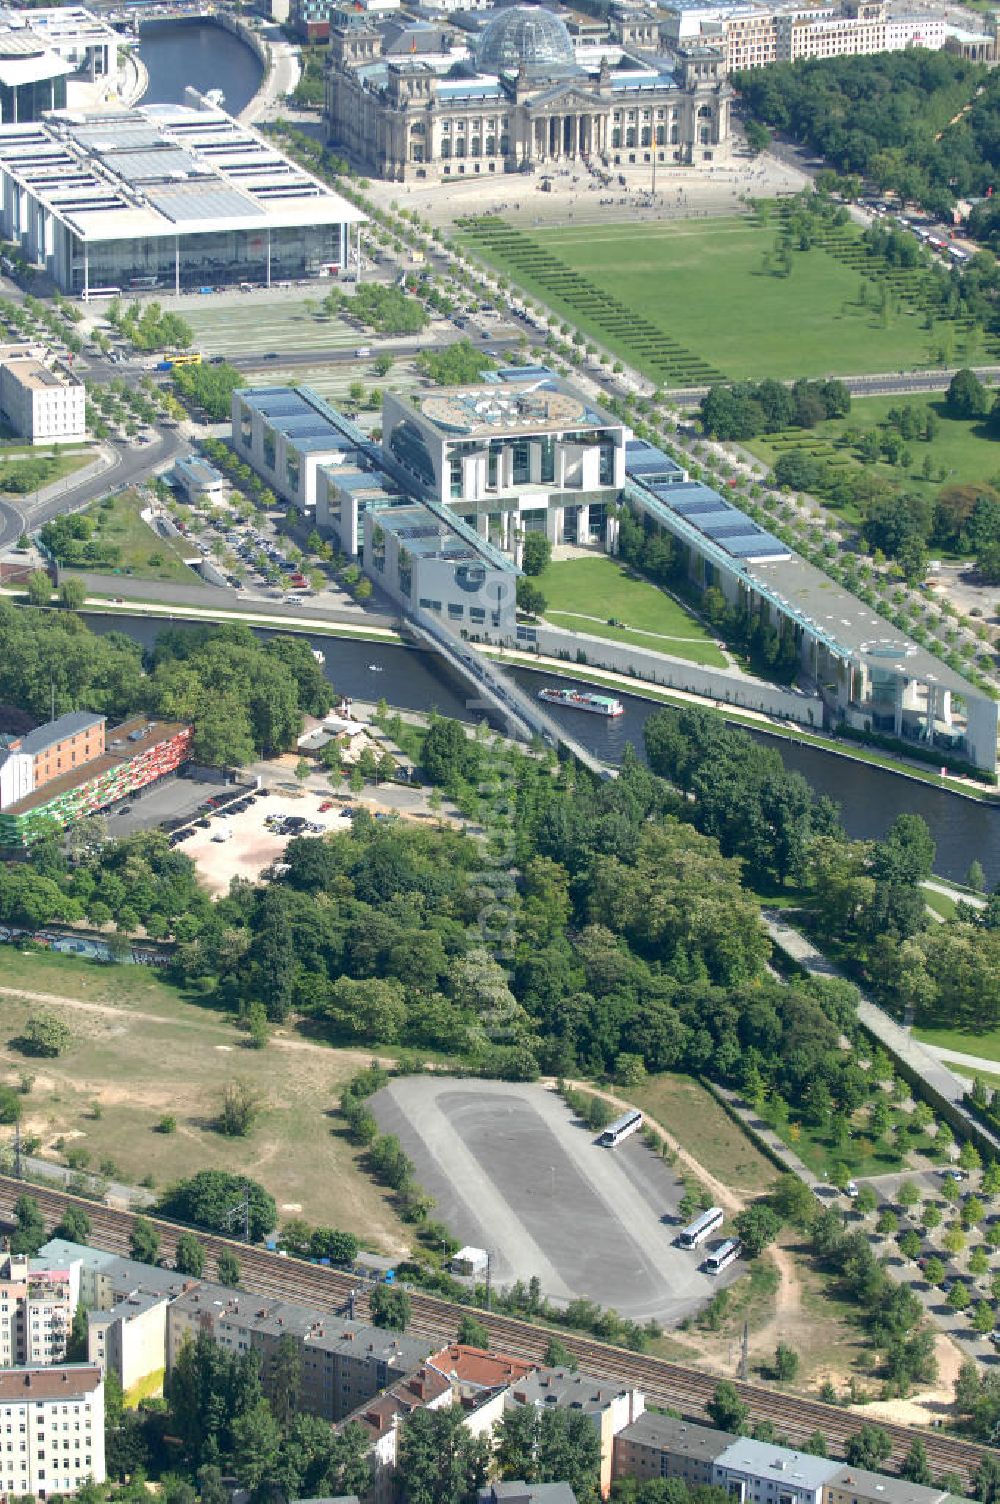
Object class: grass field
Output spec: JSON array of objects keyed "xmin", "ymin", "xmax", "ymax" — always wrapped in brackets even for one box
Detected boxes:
[
  {"xmin": 940, "ymin": 1058, "xmax": 1000, "ymax": 1089},
  {"xmin": 538, "ymin": 557, "xmax": 727, "ymax": 667},
  {"xmin": 923, "ymin": 887, "xmax": 959, "ymax": 921},
  {"xmin": 460, "ymin": 217, "xmax": 941, "ymax": 383},
  {"xmin": 68, "ymin": 489, "xmax": 197, "ymax": 584},
  {"xmin": 913, "ymin": 1023, "xmax": 1000, "ymax": 1065},
  {"xmin": 0, "ymin": 949, "xmax": 406, "ymax": 1250},
  {"xmin": 630, "ymin": 1072, "xmax": 775, "ymax": 1199},
  {"xmin": 746, "ymin": 394, "xmax": 1000, "ymax": 535},
  {"xmin": 756, "ymin": 1093, "xmax": 940, "ymax": 1182}
]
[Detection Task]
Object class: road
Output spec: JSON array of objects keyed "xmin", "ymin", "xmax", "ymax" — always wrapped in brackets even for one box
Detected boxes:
[
  {"xmin": 0, "ymin": 421, "xmax": 187, "ymax": 552},
  {"xmin": 77, "ymin": 571, "xmax": 397, "ymax": 627}
]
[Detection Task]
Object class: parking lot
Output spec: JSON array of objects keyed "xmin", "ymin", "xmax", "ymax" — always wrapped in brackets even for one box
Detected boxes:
[
  {"xmin": 173, "ymin": 789, "xmax": 349, "ymax": 895},
  {"xmin": 370, "ymin": 1076, "xmax": 738, "ymax": 1324},
  {"xmin": 104, "ymin": 774, "xmax": 235, "ymax": 838}
]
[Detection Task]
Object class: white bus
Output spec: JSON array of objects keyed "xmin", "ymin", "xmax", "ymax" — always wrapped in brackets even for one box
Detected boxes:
[
  {"xmin": 703, "ymin": 1238, "xmax": 742, "ymax": 1275},
  {"xmin": 598, "ymin": 1108, "xmax": 643, "ymax": 1148},
  {"xmin": 677, "ymin": 1206, "xmax": 724, "ymax": 1249},
  {"xmin": 78, "ymin": 286, "xmax": 120, "ymax": 302}
]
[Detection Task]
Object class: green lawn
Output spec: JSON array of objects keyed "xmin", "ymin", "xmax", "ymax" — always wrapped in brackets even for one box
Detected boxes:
[
  {"xmin": 538, "ymin": 556, "xmax": 727, "ymax": 667},
  {"xmin": 923, "ymin": 887, "xmax": 959, "ymax": 921},
  {"xmin": 460, "ymin": 216, "xmax": 942, "ymax": 383},
  {"xmin": 0, "ymin": 450, "xmax": 94, "ymax": 496},
  {"xmin": 756, "ymin": 1096, "xmax": 940, "ymax": 1182},
  {"xmin": 68, "ymin": 488, "xmax": 197, "ymax": 584},
  {"xmin": 913, "ymin": 1023, "xmax": 1000, "ymax": 1065},
  {"xmin": 939, "ymin": 1058, "xmax": 1000, "ymax": 1089},
  {"xmin": 630, "ymin": 1072, "xmax": 776, "ymax": 1198},
  {"xmin": 746, "ymin": 393, "xmax": 1000, "ymax": 535}
]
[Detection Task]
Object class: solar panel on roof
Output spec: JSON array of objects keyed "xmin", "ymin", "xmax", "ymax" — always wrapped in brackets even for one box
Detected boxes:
[
  {"xmin": 725, "ymin": 535, "xmax": 790, "ymax": 559},
  {"xmin": 705, "ymin": 524, "xmax": 768, "ymax": 543},
  {"xmin": 670, "ymin": 497, "xmax": 735, "ymax": 518},
  {"xmin": 103, "ymin": 146, "xmax": 203, "ymax": 183},
  {"xmin": 145, "ymin": 181, "xmax": 263, "ymax": 223}
]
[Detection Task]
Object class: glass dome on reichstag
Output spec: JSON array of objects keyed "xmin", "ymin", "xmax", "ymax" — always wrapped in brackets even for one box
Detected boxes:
[{"xmin": 476, "ymin": 5, "xmax": 576, "ymax": 75}]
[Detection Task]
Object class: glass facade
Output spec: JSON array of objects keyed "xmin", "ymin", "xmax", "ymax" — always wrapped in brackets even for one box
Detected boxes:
[
  {"xmin": 0, "ymin": 74, "xmax": 66, "ymax": 125},
  {"xmin": 389, "ymin": 420, "xmax": 436, "ymax": 489},
  {"xmin": 70, "ymin": 223, "xmax": 344, "ymax": 292}
]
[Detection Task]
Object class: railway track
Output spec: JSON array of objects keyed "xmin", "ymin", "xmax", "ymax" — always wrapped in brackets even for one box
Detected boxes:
[{"xmin": 1, "ymin": 1175, "xmax": 991, "ymax": 1489}]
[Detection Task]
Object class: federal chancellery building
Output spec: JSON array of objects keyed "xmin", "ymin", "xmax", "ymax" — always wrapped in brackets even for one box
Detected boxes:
[{"xmin": 325, "ymin": 2, "xmax": 732, "ymax": 181}]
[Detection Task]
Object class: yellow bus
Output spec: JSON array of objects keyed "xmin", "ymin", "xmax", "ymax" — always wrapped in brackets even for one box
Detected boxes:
[{"xmin": 165, "ymin": 351, "xmax": 203, "ymax": 368}]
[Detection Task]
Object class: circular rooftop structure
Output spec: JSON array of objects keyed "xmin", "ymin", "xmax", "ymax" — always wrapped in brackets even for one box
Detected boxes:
[
  {"xmin": 476, "ymin": 6, "xmax": 576, "ymax": 76},
  {"xmin": 421, "ymin": 385, "xmax": 587, "ymax": 434}
]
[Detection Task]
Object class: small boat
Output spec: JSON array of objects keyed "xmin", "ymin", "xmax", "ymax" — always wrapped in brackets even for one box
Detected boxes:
[
  {"xmin": 312, "ymin": 649, "xmax": 325, "ymax": 666},
  {"xmin": 538, "ymin": 687, "xmax": 624, "ymax": 717},
  {"xmin": 368, "ymin": 663, "xmax": 384, "ymax": 672}
]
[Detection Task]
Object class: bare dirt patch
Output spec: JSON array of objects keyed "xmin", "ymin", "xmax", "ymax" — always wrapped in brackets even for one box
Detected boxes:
[{"xmin": 0, "ymin": 957, "xmax": 407, "ymax": 1253}]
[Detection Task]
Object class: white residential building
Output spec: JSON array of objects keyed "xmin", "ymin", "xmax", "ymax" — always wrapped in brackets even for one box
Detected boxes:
[
  {"xmin": 0, "ymin": 343, "xmax": 85, "ymax": 445},
  {"xmin": 0, "ymin": 1254, "xmax": 78, "ymax": 1368},
  {"xmin": 0, "ymin": 1364, "xmax": 105, "ymax": 1500},
  {"xmin": 712, "ymin": 1438, "xmax": 839, "ymax": 1504}
]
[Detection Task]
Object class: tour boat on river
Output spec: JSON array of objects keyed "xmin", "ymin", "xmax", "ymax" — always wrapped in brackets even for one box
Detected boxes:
[{"xmin": 537, "ymin": 687, "xmax": 624, "ymax": 717}]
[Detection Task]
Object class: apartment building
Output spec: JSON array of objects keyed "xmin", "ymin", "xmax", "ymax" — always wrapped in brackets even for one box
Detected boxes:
[
  {"xmin": 505, "ymin": 1369, "xmax": 644, "ymax": 1498},
  {"xmin": 611, "ymin": 1420, "xmax": 950, "ymax": 1504},
  {"xmin": 479, "ymin": 1486, "xmax": 578, "ymax": 1504},
  {"xmin": 0, "ymin": 711, "xmax": 105, "ymax": 809},
  {"xmin": 664, "ymin": 0, "xmax": 945, "ymax": 69},
  {"xmin": 824, "ymin": 1467, "xmax": 949, "ymax": 1504},
  {"xmin": 712, "ymin": 1439, "xmax": 838, "ymax": 1504},
  {"xmin": 0, "ymin": 1365, "xmax": 105, "ymax": 1500},
  {"xmin": 0, "ymin": 1255, "xmax": 77, "ymax": 1368},
  {"xmin": 167, "ymin": 1288, "xmax": 429, "ymax": 1424},
  {"xmin": 351, "ymin": 1362, "xmax": 453, "ymax": 1504},
  {"xmin": 0, "ymin": 342, "xmax": 86, "ymax": 444},
  {"xmin": 613, "ymin": 1414, "xmax": 734, "ymax": 1490},
  {"xmin": 36, "ymin": 1240, "xmax": 195, "ymax": 1399},
  {"xmin": 425, "ymin": 1343, "xmax": 537, "ymax": 1441}
]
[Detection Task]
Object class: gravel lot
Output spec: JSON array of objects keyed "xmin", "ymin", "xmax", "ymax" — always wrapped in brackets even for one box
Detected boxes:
[{"xmin": 371, "ymin": 1076, "xmax": 738, "ymax": 1323}]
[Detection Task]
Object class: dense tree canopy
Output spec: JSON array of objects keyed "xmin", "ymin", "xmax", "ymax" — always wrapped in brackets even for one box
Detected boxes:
[
  {"xmin": 735, "ymin": 52, "xmax": 991, "ymax": 216},
  {"xmin": 0, "ymin": 608, "xmax": 331, "ymax": 768}
]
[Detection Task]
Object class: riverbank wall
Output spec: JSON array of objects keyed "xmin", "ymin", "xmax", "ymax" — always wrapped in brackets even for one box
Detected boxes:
[
  {"xmin": 211, "ymin": 13, "xmax": 274, "ymax": 120},
  {"xmin": 508, "ymin": 622, "xmax": 823, "ymax": 727}
]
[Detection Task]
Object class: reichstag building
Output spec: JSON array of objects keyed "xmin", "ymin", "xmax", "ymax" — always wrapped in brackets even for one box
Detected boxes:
[{"xmin": 324, "ymin": 2, "xmax": 732, "ymax": 182}]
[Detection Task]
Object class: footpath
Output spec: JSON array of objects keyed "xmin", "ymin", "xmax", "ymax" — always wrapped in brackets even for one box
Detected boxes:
[{"xmin": 763, "ymin": 911, "xmax": 1000, "ymax": 1153}]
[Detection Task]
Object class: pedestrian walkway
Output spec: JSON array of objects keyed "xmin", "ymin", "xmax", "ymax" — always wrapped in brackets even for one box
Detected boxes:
[
  {"xmin": 921, "ymin": 1043, "xmax": 1000, "ymax": 1079},
  {"xmin": 763, "ymin": 911, "xmax": 1000, "ymax": 1155}
]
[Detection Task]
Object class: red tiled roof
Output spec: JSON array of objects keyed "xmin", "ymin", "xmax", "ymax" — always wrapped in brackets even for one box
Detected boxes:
[{"xmin": 429, "ymin": 1344, "xmax": 536, "ymax": 1389}]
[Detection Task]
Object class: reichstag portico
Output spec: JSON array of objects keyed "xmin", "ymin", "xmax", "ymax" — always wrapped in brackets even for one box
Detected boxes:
[{"xmin": 325, "ymin": 4, "xmax": 731, "ymax": 182}]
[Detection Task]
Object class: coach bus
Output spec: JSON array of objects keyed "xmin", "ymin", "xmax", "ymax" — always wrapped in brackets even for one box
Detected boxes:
[
  {"xmin": 598, "ymin": 1108, "xmax": 643, "ymax": 1148},
  {"xmin": 78, "ymin": 286, "xmax": 121, "ymax": 302},
  {"xmin": 677, "ymin": 1205, "xmax": 724, "ymax": 1249},
  {"xmin": 703, "ymin": 1237, "xmax": 742, "ymax": 1275}
]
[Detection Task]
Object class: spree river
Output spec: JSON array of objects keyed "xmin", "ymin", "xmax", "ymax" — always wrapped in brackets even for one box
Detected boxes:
[
  {"xmin": 85, "ymin": 614, "xmax": 1000, "ymax": 885},
  {"xmin": 137, "ymin": 19, "xmax": 264, "ymax": 116}
]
